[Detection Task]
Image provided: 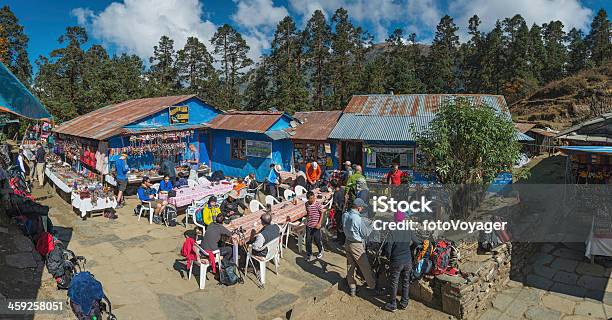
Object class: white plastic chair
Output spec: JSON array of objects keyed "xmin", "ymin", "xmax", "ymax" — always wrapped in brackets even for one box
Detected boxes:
[
  {"xmin": 185, "ymin": 195, "xmax": 212, "ymax": 228},
  {"xmin": 246, "ymin": 183, "xmax": 263, "ymax": 202},
  {"xmin": 285, "ymin": 219, "xmax": 306, "ymax": 253},
  {"xmin": 265, "ymin": 195, "xmax": 280, "ymax": 207},
  {"xmin": 283, "ymin": 189, "xmax": 296, "ymax": 201},
  {"xmin": 244, "ymin": 237, "xmax": 280, "ymax": 286},
  {"xmin": 188, "ymin": 179, "xmax": 198, "ymax": 187},
  {"xmin": 249, "ymin": 199, "xmax": 265, "ymax": 213},
  {"xmin": 278, "ymin": 223, "xmax": 290, "ymax": 258},
  {"xmin": 138, "ymin": 201, "xmax": 154, "ymax": 224},
  {"xmin": 295, "ymin": 185, "xmax": 307, "ymax": 197},
  {"xmin": 189, "ymin": 244, "xmax": 221, "ymax": 289}
]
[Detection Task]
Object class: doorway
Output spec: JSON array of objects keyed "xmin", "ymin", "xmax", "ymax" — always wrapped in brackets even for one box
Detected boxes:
[{"xmin": 341, "ymin": 141, "xmax": 363, "ymax": 167}]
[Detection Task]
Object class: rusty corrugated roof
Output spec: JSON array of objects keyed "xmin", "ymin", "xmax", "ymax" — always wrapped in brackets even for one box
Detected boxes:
[
  {"xmin": 344, "ymin": 94, "xmax": 509, "ymax": 116},
  {"xmin": 514, "ymin": 122, "xmax": 537, "ymax": 133},
  {"xmin": 208, "ymin": 111, "xmax": 283, "ymax": 133},
  {"xmin": 330, "ymin": 94, "xmax": 512, "ymax": 141},
  {"xmin": 292, "ymin": 111, "xmax": 343, "ymax": 141},
  {"xmin": 53, "ymin": 95, "xmax": 198, "ymax": 140}
]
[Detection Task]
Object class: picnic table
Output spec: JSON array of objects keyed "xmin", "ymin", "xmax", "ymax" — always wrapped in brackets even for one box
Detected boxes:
[
  {"xmin": 226, "ymin": 189, "xmax": 332, "ymax": 264},
  {"xmin": 159, "ymin": 182, "xmax": 233, "ymax": 208}
]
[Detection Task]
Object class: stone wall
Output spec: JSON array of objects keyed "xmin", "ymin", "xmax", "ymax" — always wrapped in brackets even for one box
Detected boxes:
[{"xmin": 409, "ymin": 241, "xmax": 538, "ymax": 319}]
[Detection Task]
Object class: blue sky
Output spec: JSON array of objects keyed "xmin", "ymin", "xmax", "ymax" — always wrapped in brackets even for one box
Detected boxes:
[{"xmin": 4, "ymin": 0, "xmax": 611, "ymax": 69}]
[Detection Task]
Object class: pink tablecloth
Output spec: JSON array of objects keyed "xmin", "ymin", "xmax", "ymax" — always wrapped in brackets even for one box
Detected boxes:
[{"xmin": 161, "ymin": 183, "xmax": 233, "ymax": 207}]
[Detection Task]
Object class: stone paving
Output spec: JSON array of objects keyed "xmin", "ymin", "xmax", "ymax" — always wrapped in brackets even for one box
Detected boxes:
[{"xmin": 479, "ymin": 243, "xmax": 612, "ymax": 320}]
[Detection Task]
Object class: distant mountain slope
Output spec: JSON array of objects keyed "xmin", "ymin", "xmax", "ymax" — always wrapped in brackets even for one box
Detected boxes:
[{"xmin": 510, "ymin": 63, "xmax": 612, "ymax": 130}]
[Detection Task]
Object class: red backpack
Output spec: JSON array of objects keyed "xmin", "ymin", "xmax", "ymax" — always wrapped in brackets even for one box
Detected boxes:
[{"xmin": 36, "ymin": 231, "xmax": 60, "ymax": 257}]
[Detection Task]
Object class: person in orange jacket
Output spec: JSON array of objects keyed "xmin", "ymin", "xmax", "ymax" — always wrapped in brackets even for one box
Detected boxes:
[{"xmin": 305, "ymin": 161, "xmax": 321, "ymax": 190}]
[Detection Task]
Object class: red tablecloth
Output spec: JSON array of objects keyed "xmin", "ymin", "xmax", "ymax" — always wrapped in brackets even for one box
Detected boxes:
[
  {"xmin": 227, "ymin": 190, "xmax": 331, "ymax": 239},
  {"xmin": 161, "ymin": 183, "xmax": 233, "ymax": 207}
]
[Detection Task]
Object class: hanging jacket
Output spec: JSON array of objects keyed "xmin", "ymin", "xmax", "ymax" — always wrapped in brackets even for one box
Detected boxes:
[{"xmin": 181, "ymin": 237, "xmax": 197, "ymax": 269}]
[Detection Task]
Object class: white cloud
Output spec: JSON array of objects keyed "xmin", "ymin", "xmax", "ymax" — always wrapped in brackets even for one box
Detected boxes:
[
  {"xmin": 448, "ymin": 0, "xmax": 593, "ymax": 36},
  {"xmin": 72, "ymin": 0, "xmax": 217, "ymax": 60},
  {"xmin": 231, "ymin": 0, "xmax": 289, "ymax": 30},
  {"xmin": 231, "ymin": 0, "xmax": 290, "ymax": 62}
]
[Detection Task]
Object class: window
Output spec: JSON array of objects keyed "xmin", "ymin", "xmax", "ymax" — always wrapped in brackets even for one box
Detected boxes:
[
  {"xmin": 231, "ymin": 138, "xmax": 246, "ymax": 160},
  {"xmin": 366, "ymin": 146, "xmax": 415, "ymax": 169}
]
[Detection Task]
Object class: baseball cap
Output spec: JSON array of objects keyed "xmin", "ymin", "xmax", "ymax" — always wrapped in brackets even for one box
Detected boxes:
[{"xmin": 353, "ymin": 198, "xmax": 367, "ymax": 208}]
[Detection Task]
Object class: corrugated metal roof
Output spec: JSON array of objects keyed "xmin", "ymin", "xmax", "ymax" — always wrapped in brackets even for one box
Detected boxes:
[
  {"xmin": 344, "ymin": 94, "xmax": 509, "ymax": 116},
  {"xmin": 556, "ymin": 112, "xmax": 612, "ymax": 137},
  {"xmin": 515, "ymin": 122, "xmax": 537, "ymax": 133},
  {"xmin": 209, "ymin": 111, "xmax": 284, "ymax": 133},
  {"xmin": 53, "ymin": 95, "xmax": 198, "ymax": 140},
  {"xmin": 330, "ymin": 94, "xmax": 511, "ymax": 141},
  {"xmin": 292, "ymin": 111, "xmax": 343, "ymax": 141},
  {"xmin": 516, "ymin": 131, "xmax": 535, "ymax": 141}
]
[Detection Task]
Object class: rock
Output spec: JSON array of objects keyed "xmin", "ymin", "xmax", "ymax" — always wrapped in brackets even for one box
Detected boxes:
[
  {"xmin": 532, "ymin": 253, "xmax": 555, "ymax": 265},
  {"xmin": 576, "ymin": 262, "xmax": 607, "ymax": 277},
  {"xmin": 5, "ymin": 252, "xmax": 37, "ymax": 268},
  {"xmin": 492, "ymin": 293, "xmax": 514, "ymax": 311},
  {"xmin": 540, "ymin": 243, "xmax": 556, "ymax": 254},
  {"xmin": 577, "ymin": 275, "xmax": 607, "ymax": 291},
  {"xmin": 552, "ymin": 248, "xmax": 584, "ymax": 261},
  {"xmin": 541, "ymin": 294, "xmax": 575, "ymax": 315},
  {"xmin": 534, "ymin": 265, "xmax": 557, "ymax": 280},
  {"xmin": 549, "ymin": 283, "xmax": 587, "ymax": 300},
  {"xmin": 13, "ymin": 236, "xmax": 34, "ymax": 252},
  {"xmin": 550, "ymin": 258, "xmax": 579, "ymax": 273},
  {"xmin": 503, "ymin": 299, "xmax": 530, "ymax": 318},
  {"xmin": 552, "ymin": 271, "xmax": 579, "ymax": 285},
  {"xmin": 574, "ymin": 300, "xmax": 606, "ymax": 318},
  {"xmin": 525, "ymin": 274, "xmax": 554, "ymax": 290},
  {"xmin": 525, "ymin": 306, "xmax": 562, "ymax": 320},
  {"xmin": 479, "ymin": 309, "xmax": 503, "ymax": 320}
]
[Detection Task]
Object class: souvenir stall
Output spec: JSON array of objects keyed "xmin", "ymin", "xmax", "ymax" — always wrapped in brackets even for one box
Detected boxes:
[
  {"xmin": 559, "ymin": 146, "xmax": 612, "ymax": 260},
  {"xmin": 104, "ymin": 130, "xmax": 210, "ymax": 186},
  {"xmin": 45, "ymin": 138, "xmax": 117, "ymax": 218}
]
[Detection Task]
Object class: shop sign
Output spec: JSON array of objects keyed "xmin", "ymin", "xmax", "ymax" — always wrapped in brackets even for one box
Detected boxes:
[{"xmin": 169, "ymin": 105, "xmax": 189, "ymax": 124}]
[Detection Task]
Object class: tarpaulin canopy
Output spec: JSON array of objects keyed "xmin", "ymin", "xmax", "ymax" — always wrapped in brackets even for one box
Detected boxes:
[
  {"xmin": 0, "ymin": 62, "xmax": 52, "ymax": 120},
  {"xmin": 559, "ymin": 146, "xmax": 612, "ymax": 155}
]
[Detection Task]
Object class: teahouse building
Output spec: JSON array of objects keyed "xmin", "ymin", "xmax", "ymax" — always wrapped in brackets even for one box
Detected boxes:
[{"xmin": 291, "ymin": 111, "xmax": 343, "ymax": 172}]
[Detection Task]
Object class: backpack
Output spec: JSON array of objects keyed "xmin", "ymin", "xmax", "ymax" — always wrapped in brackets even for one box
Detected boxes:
[
  {"xmin": 36, "ymin": 231, "xmax": 60, "ymax": 257},
  {"xmin": 430, "ymin": 240, "xmax": 453, "ymax": 276},
  {"xmin": 68, "ymin": 272, "xmax": 113, "ymax": 320},
  {"xmin": 70, "ymin": 299, "xmax": 102, "ymax": 320},
  {"xmin": 163, "ymin": 205, "xmax": 178, "ymax": 227},
  {"xmin": 210, "ymin": 170, "xmax": 225, "ymax": 182},
  {"xmin": 219, "ymin": 261, "xmax": 242, "ymax": 286},
  {"xmin": 411, "ymin": 240, "xmax": 434, "ymax": 281},
  {"xmin": 46, "ymin": 243, "xmax": 85, "ymax": 290}
]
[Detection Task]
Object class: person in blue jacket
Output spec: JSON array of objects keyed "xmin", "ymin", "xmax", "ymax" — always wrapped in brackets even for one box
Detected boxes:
[
  {"xmin": 158, "ymin": 175, "xmax": 173, "ymax": 193},
  {"xmin": 115, "ymin": 153, "xmax": 129, "ymax": 208}
]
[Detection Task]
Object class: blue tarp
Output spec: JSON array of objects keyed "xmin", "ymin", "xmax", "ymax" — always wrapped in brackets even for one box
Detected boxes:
[
  {"xmin": 516, "ymin": 131, "xmax": 535, "ymax": 141},
  {"xmin": 559, "ymin": 146, "xmax": 612, "ymax": 155},
  {"xmin": 0, "ymin": 62, "xmax": 52, "ymax": 120}
]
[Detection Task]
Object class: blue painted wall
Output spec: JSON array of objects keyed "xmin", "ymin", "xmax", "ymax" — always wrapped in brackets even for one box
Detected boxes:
[
  {"xmin": 124, "ymin": 97, "xmax": 220, "ymax": 128},
  {"xmin": 210, "ymin": 129, "xmax": 292, "ymax": 180}
]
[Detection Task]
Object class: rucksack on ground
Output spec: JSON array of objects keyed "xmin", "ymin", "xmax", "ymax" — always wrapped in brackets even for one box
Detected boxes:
[
  {"xmin": 36, "ymin": 231, "xmax": 60, "ymax": 257},
  {"xmin": 411, "ymin": 240, "xmax": 434, "ymax": 281},
  {"xmin": 430, "ymin": 240, "xmax": 458, "ymax": 276},
  {"xmin": 163, "ymin": 205, "xmax": 178, "ymax": 227},
  {"xmin": 46, "ymin": 243, "xmax": 86, "ymax": 290},
  {"xmin": 219, "ymin": 261, "xmax": 242, "ymax": 286},
  {"xmin": 68, "ymin": 272, "xmax": 116, "ymax": 320}
]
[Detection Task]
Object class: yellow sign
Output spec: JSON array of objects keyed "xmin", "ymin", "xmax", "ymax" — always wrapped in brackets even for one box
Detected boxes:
[{"xmin": 169, "ymin": 106, "xmax": 189, "ymax": 124}]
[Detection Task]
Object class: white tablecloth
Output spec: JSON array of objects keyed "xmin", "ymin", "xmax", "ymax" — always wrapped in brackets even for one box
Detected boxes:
[
  {"xmin": 585, "ymin": 217, "xmax": 612, "ymax": 259},
  {"xmin": 71, "ymin": 193, "xmax": 117, "ymax": 217},
  {"xmin": 45, "ymin": 168, "xmax": 72, "ymax": 193}
]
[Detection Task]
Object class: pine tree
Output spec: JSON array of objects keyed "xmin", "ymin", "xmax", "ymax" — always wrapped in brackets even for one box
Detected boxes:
[
  {"xmin": 427, "ymin": 15, "xmax": 459, "ymax": 93},
  {"xmin": 243, "ymin": 57, "xmax": 270, "ymax": 111},
  {"xmin": 329, "ymin": 8, "xmax": 363, "ymax": 108},
  {"xmin": 362, "ymin": 55, "xmax": 386, "ymax": 93},
  {"xmin": 541, "ymin": 21, "xmax": 567, "ymax": 82},
  {"xmin": 460, "ymin": 15, "xmax": 484, "ymax": 92},
  {"xmin": 527, "ymin": 24, "xmax": 546, "ymax": 84},
  {"xmin": 211, "ymin": 24, "xmax": 252, "ymax": 109},
  {"xmin": 566, "ymin": 28, "xmax": 588, "ymax": 73},
  {"xmin": 0, "ymin": 6, "xmax": 31, "ymax": 84},
  {"xmin": 269, "ymin": 16, "xmax": 308, "ymax": 113},
  {"xmin": 148, "ymin": 35, "xmax": 178, "ymax": 95},
  {"xmin": 480, "ymin": 22, "xmax": 504, "ymax": 94},
  {"xmin": 502, "ymin": 15, "xmax": 531, "ymax": 81},
  {"xmin": 385, "ymin": 29, "xmax": 423, "ymax": 93},
  {"xmin": 304, "ymin": 10, "xmax": 331, "ymax": 110},
  {"xmin": 176, "ymin": 36, "xmax": 219, "ymax": 103},
  {"xmin": 586, "ymin": 9, "xmax": 611, "ymax": 66}
]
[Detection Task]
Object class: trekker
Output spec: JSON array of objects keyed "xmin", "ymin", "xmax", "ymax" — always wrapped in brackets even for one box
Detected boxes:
[
  {"xmin": 343, "ymin": 198, "xmax": 376, "ymax": 296},
  {"xmin": 115, "ymin": 153, "xmax": 129, "ymax": 208},
  {"xmin": 201, "ymin": 214, "xmax": 233, "ymax": 262},
  {"xmin": 342, "ymin": 161, "xmax": 353, "ymax": 184},
  {"xmin": 386, "ymin": 164, "xmax": 409, "ymax": 186},
  {"xmin": 220, "ymin": 190, "xmax": 247, "ymax": 221},
  {"xmin": 267, "ymin": 164, "xmax": 280, "ymax": 198},
  {"xmin": 305, "ymin": 161, "xmax": 321, "ymax": 190},
  {"xmin": 345, "ymin": 165, "xmax": 367, "ymax": 207},
  {"xmin": 158, "ymin": 175, "xmax": 173, "ymax": 193},
  {"xmin": 159, "ymin": 158, "xmax": 177, "ymax": 184},
  {"xmin": 187, "ymin": 144, "xmax": 199, "ymax": 181},
  {"xmin": 293, "ymin": 170, "xmax": 307, "ymax": 190},
  {"xmin": 382, "ymin": 214, "xmax": 420, "ymax": 312},
  {"xmin": 245, "ymin": 173, "xmax": 257, "ymax": 190},
  {"xmin": 17, "ymin": 148, "xmax": 28, "ymax": 179},
  {"xmin": 202, "ymin": 196, "xmax": 221, "ymax": 226},
  {"xmin": 34, "ymin": 142, "xmax": 46, "ymax": 187},
  {"xmin": 137, "ymin": 176, "xmax": 166, "ymax": 224},
  {"xmin": 305, "ymin": 191, "xmax": 325, "ymax": 261},
  {"xmin": 331, "ymin": 180, "xmax": 346, "ymax": 244},
  {"xmin": 233, "ymin": 177, "xmax": 247, "ymax": 191},
  {"xmin": 249, "ymin": 213, "xmax": 280, "ymax": 257}
]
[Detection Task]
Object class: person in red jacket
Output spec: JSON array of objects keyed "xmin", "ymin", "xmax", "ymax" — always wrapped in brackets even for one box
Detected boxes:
[{"xmin": 386, "ymin": 164, "xmax": 409, "ymax": 186}]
